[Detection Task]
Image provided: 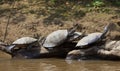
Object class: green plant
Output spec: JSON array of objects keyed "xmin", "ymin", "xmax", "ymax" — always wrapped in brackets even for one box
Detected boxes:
[
  {"xmin": 50, "ymin": 0, "xmax": 56, "ymax": 4},
  {"xmin": 92, "ymin": 0, "xmax": 105, "ymax": 7}
]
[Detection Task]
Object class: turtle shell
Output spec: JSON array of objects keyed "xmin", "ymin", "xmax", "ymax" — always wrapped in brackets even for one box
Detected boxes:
[
  {"xmin": 12, "ymin": 37, "xmax": 37, "ymax": 45},
  {"xmin": 76, "ymin": 33, "xmax": 102, "ymax": 48},
  {"xmin": 43, "ymin": 30, "xmax": 68, "ymax": 48}
]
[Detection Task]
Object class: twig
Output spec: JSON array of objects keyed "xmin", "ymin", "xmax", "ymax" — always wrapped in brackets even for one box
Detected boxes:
[{"xmin": 3, "ymin": 1, "xmax": 16, "ymax": 42}]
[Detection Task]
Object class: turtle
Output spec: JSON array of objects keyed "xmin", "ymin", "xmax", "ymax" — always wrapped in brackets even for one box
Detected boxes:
[
  {"xmin": 76, "ymin": 23, "xmax": 112, "ymax": 48},
  {"xmin": 0, "ymin": 37, "xmax": 43, "ymax": 58},
  {"xmin": 0, "ymin": 44, "xmax": 41, "ymax": 59},
  {"xmin": 0, "ymin": 37, "xmax": 38, "ymax": 53},
  {"xmin": 43, "ymin": 24, "xmax": 81, "ymax": 48},
  {"xmin": 10, "ymin": 37, "xmax": 39, "ymax": 52},
  {"xmin": 0, "ymin": 37, "xmax": 40, "ymax": 53}
]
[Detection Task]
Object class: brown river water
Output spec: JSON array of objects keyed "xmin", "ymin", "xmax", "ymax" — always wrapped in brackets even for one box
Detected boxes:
[{"xmin": 0, "ymin": 52, "xmax": 120, "ymax": 71}]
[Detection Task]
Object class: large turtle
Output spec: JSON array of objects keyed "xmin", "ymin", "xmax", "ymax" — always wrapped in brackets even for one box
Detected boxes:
[
  {"xmin": 76, "ymin": 23, "xmax": 113, "ymax": 48},
  {"xmin": 0, "ymin": 37, "xmax": 43, "ymax": 59},
  {"xmin": 43, "ymin": 24, "xmax": 82, "ymax": 48}
]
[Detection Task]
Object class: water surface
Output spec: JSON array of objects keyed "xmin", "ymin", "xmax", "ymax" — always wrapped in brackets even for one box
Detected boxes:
[{"xmin": 0, "ymin": 57, "xmax": 120, "ymax": 71}]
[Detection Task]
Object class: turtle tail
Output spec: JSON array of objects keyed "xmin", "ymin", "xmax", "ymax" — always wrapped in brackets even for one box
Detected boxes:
[{"xmin": 68, "ymin": 23, "xmax": 79, "ymax": 36}]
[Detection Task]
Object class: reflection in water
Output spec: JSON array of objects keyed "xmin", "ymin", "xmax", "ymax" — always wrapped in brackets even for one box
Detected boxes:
[{"xmin": 0, "ymin": 58, "xmax": 120, "ymax": 71}]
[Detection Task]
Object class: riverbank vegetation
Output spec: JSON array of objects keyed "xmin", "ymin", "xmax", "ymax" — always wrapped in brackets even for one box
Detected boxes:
[{"xmin": 0, "ymin": 0, "xmax": 120, "ymax": 44}]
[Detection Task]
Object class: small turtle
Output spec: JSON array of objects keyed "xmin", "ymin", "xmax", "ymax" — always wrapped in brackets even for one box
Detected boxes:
[
  {"xmin": 0, "ymin": 44, "xmax": 41, "ymax": 59},
  {"xmin": 76, "ymin": 23, "xmax": 112, "ymax": 48},
  {"xmin": 43, "ymin": 24, "xmax": 80, "ymax": 48},
  {"xmin": 1, "ymin": 37, "xmax": 38, "ymax": 53},
  {"xmin": 11, "ymin": 37, "xmax": 38, "ymax": 51},
  {"xmin": 0, "ymin": 37, "xmax": 42, "ymax": 58}
]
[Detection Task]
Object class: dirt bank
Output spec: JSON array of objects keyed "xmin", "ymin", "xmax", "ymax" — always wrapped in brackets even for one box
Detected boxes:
[{"xmin": 0, "ymin": 12, "xmax": 119, "ymax": 44}]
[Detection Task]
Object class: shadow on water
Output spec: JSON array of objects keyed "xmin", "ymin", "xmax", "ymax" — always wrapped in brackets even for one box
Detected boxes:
[{"xmin": 0, "ymin": 58, "xmax": 120, "ymax": 71}]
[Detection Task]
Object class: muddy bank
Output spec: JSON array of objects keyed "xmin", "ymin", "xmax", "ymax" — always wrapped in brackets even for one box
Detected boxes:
[{"xmin": 0, "ymin": 12, "xmax": 120, "ymax": 44}]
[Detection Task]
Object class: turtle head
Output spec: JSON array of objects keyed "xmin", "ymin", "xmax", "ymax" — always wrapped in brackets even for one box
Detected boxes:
[
  {"xmin": 67, "ymin": 23, "xmax": 79, "ymax": 36},
  {"xmin": 33, "ymin": 33, "xmax": 46, "ymax": 46},
  {"xmin": 0, "ymin": 42, "xmax": 15, "ymax": 55},
  {"xmin": 68, "ymin": 31, "xmax": 86, "ymax": 41},
  {"xmin": 38, "ymin": 36, "xmax": 46, "ymax": 46},
  {"xmin": 33, "ymin": 33, "xmax": 41, "ymax": 39},
  {"xmin": 102, "ymin": 22, "xmax": 115, "ymax": 37}
]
